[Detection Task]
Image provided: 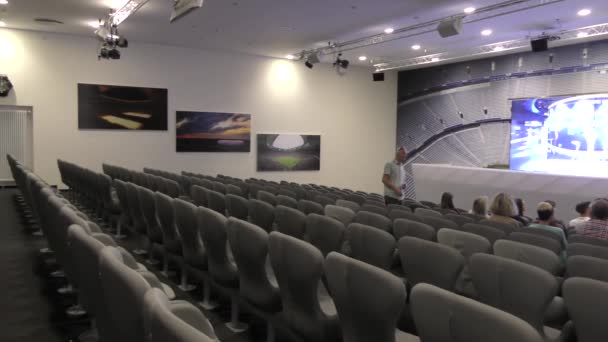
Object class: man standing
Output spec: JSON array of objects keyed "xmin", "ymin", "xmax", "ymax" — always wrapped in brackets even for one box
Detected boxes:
[{"xmin": 382, "ymin": 147, "xmax": 407, "ymax": 205}]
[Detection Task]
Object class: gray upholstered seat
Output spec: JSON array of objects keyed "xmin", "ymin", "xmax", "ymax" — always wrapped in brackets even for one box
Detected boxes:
[
  {"xmin": 277, "ymin": 189, "xmax": 297, "ymax": 199},
  {"xmin": 461, "ymin": 223, "xmax": 506, "ymax": 246},
  {"xmin": 389, "ymin": 209, "xmax": 425, "ymax": 223},
  {"xmin": 411, "ymin": 283, "xmax": 544, "ymax": 342},
  {"xmin": 479, "ymin": 219, "xmax": 517, "ymax": 235},
  {"xmin": 398, "ymin": 236, "xmax": 464, "ymax": 291},
  {"xmin": 324, "ymin": 252, "xmax": 418, "ymax": 342},
  {"xmin": 387, "ymin": 204, "xmax": 412, "ymax": 213},
  {"xmin": 568, "ymin": 234, "xmax": 608, "ymax": 248},
  {"xmin": 211, "ymin": 181, "xmax": 226, "ymax": 194},
  {"xmin": 444, "ymin": 213, "xmax": 474, "ymax": 227},
  {"xmin": 353, "ymin": 211, "xmax": 392, "ymax": 232},
  {"xmin": 154, "ymin": 192, "xmax": 183, "ymax": 275},
  {"xmin": 359, "ymin": 204, "xmax": 388, "ymax": 216},
  {"xmin": 113, "ymin": 179, "xmax": 131, "ymax": 238},
  {"xmin": 315, "ymin": 194, "xmax": 336, "ymax": 208},
  {"xmin": 392, "ymin": 218, "xmax": 436, "ymax": 241},
  {"xmin": 494, "ymin": 239, "xmax": 562, "ymax": 276},
  {"xmin": 137, "ymin": 186, "xmax": 164, "ymax": 263},
  {"xmin": 298, "ymin": 200, "xmax": 325, "ymax": 215},
  {"xmin": 325, "ymin": 205, "xmax": 355, "ymax": 225},
  {"xmin": 143, "ymin": 288, "xmax": 217, "ymax": 342},
  {"xmin": 258, "ymin": 190, "xmax": 277, "ymax": 206},
  {"xmin": 508, "ymin": 232, "xmax": 562, "ymax": 256},
  {"xmin": 563, "ymin": 277, "xmax": 608, "ymax": 342},
  {"xmin": 249, "ymin": 199, "xmax": 275, "ymax": 232},
  {"xmin": 275, "ymin": 205, "xmax": 307, "ymax": 239},
  {"xmin": 190, "ymin": 185, "xmax": 208, "ymax": 207},
  {"xmin": 567, "ymin": 255, "xmax": 608, "ymax": 283},
  {"xmin": 174, "ymin": 198, "xmax": 206, "ymax": 290},
  {"xmin": 197, "ymin": 206, "xmax": 238, "ymax": 287},
  {"xmin": 226, "ymin": 194, "xmax": 249, "ymax": 220},
  {"xmin": 419, "ymin": 215, "xmax": 459, "ymax": 231},
  {"xmin": 336, "ymin": 199, "xmax": 360, "ymax": 212},
  {"xmin": 305, "ymin": 214, "xmax": 346, "ymax": 257},
  {"xmin": 226, "ymin": 184, "xmax": 244, "ymax": 197},
  {"xmin": 268, "ymin": 232, "xmax": 339, "ymax": 342},
  {"xmin": 276, "ymin": 195, "xmax": 298, "ymax": 209},
  {"xmin": 347, "ymin": 223, "xmax": 396, "ymax": 270},
  {"xmin": 206, "ymin": 189, "xmax": 227, "ymax": 215},
  {"xmin": 470, "ymin": 253, "xmax": 563, "ymax": 340},
  {"xmin": 415, "ymin": 207, "xmax": 442, "ymax": 218},
  {"xmin": 345, "ymin": 193, "xmax": 366, "ymax": 206},
  {"xmin": 165, "ymin": 179, "xmax": 181, "ymax": 198},
  {"xmin": 523, "ymin": 228, "xmax": 564, "ymax": 244},
  {"xmin": 567, "ymin": 242, "xmax": 608, "ymax": 261}
]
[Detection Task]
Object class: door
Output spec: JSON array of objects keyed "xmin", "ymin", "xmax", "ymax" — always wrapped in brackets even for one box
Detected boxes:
[{"xmin": 0, "ymin": 106, "xmax": 33, "ymax": 186}]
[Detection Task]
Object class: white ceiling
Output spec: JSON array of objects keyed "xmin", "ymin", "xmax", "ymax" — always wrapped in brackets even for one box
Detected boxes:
[{"xmin": 2, "ymin": 0, "xmax": 608, "ymax": 68}]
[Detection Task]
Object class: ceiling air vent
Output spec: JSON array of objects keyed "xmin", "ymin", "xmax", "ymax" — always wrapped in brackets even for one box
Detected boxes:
[{"xmin": 34, "ymin": 18, "xmax": 64, "ymax": 25}]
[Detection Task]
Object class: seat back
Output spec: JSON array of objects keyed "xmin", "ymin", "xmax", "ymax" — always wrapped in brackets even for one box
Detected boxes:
[
  {"xmin": 248, "ymin": 199, "xmax": 275, "ymax": 232},
  {"xmin": 275, "ymin": 205, "xmax": 307, "ymax": 239},
  {"xmin": 359, "ymin": 204, "xmax": 388, "ymax": 216},
  {"xmin": 206, "ymin": 189, "xmax": 226, "ymax": 215},
  {"xmin": 138, "ymin": 186, "xmax": 163, "ymax": 243},
  {"xmin": 508, "ymin": 232, "xmax": 561, "ymax": 256},
  {"xmin": 276, "ymin": 195, "xmax": 298, "ymax": 209},
  {"xmin": 437, "ymin": 228, "xmax": 491, "ymax": 258},
  {"xmin": 461, "ymin": 223, "xmax": 506, "ymax": 246},
  {"xmin": 324, "ymin": 252, "xmax": 406, "ymax": 342},
  {"xmin": 305, "ymin": 214, "xmax": 346, "ymax": 257},
  {"xmin": 567, "ymin": 255, "xmax": 608, "ymax": 282},
  {"xmin": 415, "ymin": 207, "xmax": 443, "ymax": 218},
  {"xmin": 568, "ymin": 242, "xmax": 608, "ymax": 261},
  {"xmin": 411, "ymin": 283, "xmax": 544, "ymax": 342},
  {"xmin": 314, "ymin": 194, "xmax": 335, "ymax": 208},
  {"xmin": 297, "ymin": 199, "xmax": 324, "ymax": 215},
  {"xmin": 336, "ymin": 199, "xmax": 360, "ymax": 212},
  {"xmin": 479, "ymin": 219, "xmax": 517, "ymax": 235},
  {"xmin": 353, "ymin": 211, "xmax": 392, "ymax": 232},
  {"xmin": 392, "ymin": 218, "xmax": 436, "ymax": 241},
  {"xmin": 143, "ymin": 288, "xmax": 217, "ymax": 342},
  {"xmin": 154, "ymin": 192, "xmax": 180, "ymax": 245},
  {"xmin": 226, "ymin": 184, "xmax": 243, "ymax": 197},
  {"xmin": 470, "ymin": 253, "xmax": 558, "ymax": 334},
  {"xmin": 268, "ymin": 232, "xmax": 338, "ymax": 341},
  {"xmin": 173, "ymin": 198, "xmax": 206, "ymax": 264},
  {"xmin": 420, "ymin": 215, "xmax": 459, "ymax": 231},
  {"xmin": 563, "ymin": 277, "xmax": 608, "ymax": 342},
  {"xmin": 398, "ymin": 236, "xmax": 464, "ymax": 291},
  {"xmin": 258, "ymin": 190, "xmax": 277, "ymax": 206},
  {"xmin": 225, "ymin": 193, "xmax": 249, "ymax": 220},
  {"xmin": 388, "ymin": 209, "xmax": 425, "ymax": 223},
  {"xmin": 523, "ymin": 227, "xmax": 563, "ymax": 244},
  {"xmin": 347, "ymin": 223, "xmax": 396, "ymax": 270},
  {"xmin": 325, "ymin": 205, "xmax": 355, "ymax": 225},
  {"xmin": 190, "ymin": 185, "xmax": 208, "ymax": 207},
  {"xmin": 569, "ymin": 234, "xmax": 608, "ymax": 248},
  {"xmin": 444, "ymin": 213, "xmax": 474, "ymax": 227},
  {"xmin": 226, "ymin": 218, "xmax": 281, "ymax": 312},
  {"xmin": 198, "ymin": 206, "xmax": 238, "ymax": 286},
  {"xmin": 494, "ymin": 239, "xmax": 562, "ymax": 275}
]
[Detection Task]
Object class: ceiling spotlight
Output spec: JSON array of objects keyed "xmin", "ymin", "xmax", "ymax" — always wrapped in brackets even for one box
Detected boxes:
[
  {"xmin": 334, "ymin": 53, "xmax": 350, "ymax": 69},
  {"xmin": 577, "ymin": 32, "xmax": 589, "ymax": 38},
  {"xmin": 304, "ymin": 52, "xmax": 320, "ymax": 69},
  {"xmin": 286, "ymin": 54, "xmax": 295, "ymax": 60},
  {"xmin": 99, "ymin": 45, "xmax": 121, "ymax": 60},
  {"xmin": 0, "ymin": 19, "xmax": 6, "ymax": 27},
  {"xmin": 384, "ymin": 27, "xmax": 394, "ymax": 34},
  {"xmin": 0, "ymin": 0, "xmax": 8, "ymax": 5},
  {"xmin": 578, "ymin": 8, "xmax": 591, "ymax": 16},
  {"xmin": 481, "ymin": 29, "xmax": 493, "ymax": 36},
  {"xmin": 431, "ymin": 57, "xmax": 440, "ymax": 62},
  {"xmin": 358, "ymin": 56, "xmax": 367, "ymax": 61},
  {"xmin": 464, "ymin": 7, "xmax": 476, "ymax": 14},
  {"xmin": 411, "ymin": 44, "xmax": 421, "ymax": 50}
]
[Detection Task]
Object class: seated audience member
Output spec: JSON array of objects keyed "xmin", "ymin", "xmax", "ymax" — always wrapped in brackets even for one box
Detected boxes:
[
  {"xmin": 489, "ymin": 193, "xmax": 520, "ymax": 229},
  {"xmin": 569, "ymin": 201, "xmax": 591, "ymax": 228},
  {"xmin": 470, "ymin": 196, "xmax": 489, "ymax": 218},
  {"xmin": 535, "ymin": 199, "xmax": 566, "ymax": 231},
  {"xmin": 513, "ymin": 198, "xmax": 532, "ymax": 226},
  {"xmin": 576, "ymin": 199, "xmax": 608, "ymax": 240},
  {"xmin": 440, "ymin": 192, "xmax": 458, "ymax": 213},
  {"xmin": 528, "ymin": 202, "xmax": 568, "ymax": 256}
]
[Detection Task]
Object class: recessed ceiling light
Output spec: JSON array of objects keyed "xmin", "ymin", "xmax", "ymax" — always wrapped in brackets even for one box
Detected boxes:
[
  {"xmin": 384, "ymin": 27, "xmax": 394, "ymax": 34},
  {"xmin": 411, "ymin": 44, "xmax": 421, "ymax": 50},
  {"xmin": 431, "ymin": 57, "xmax": 440, "ymax": 62},
  {"xmin": 481, "ymin": 29, "xmax": 493, "ymax": 36},
  {"xmin": 358, "ymin": 56, "xmax": 367, "ymax": 61},
  {"xmin": 577, "ymin": 32, "xmax": 589, "ymax": 38},
  {"xmin": 0, "ymin": 20, "xmax": 6, "ymax": 27},
  {"xmin": 493, "ymin": 46, "xmax": 505, "ymax": 52},
  {"xmin": 0, "ymin": 0, "xmax": 8, "ymax": 5},
  {"xmin": 578, "ymin": 8, "xmax": 591, "ymax": 16},
  {"xmin": 464, "ymin": 7, "xmax": 476, "ymax": 14},
  {"xmin": 285, "ymin": 54, "xmax": 295, "ymax": 60}
]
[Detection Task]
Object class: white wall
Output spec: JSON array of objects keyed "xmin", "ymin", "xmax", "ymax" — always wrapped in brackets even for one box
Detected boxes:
[
  {"xmin": 0, "ymin": 29, "xmax": 397, "ymax": 193},
  {"xmin": 412, "ymin": 163, "xmax": 608, "ymax": 222}
]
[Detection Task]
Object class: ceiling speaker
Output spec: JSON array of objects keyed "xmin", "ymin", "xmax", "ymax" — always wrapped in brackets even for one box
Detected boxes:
[
  {"xmin": 437, "ymin": 17, "xmax": 463, "ymax": 38},
  {"xmin": 373, "ymin": 72, "xmax": 385, "ymax": 82},
  {"xmin": 531, "ymin": 37, "xmax": 549, "ymax": 52}
]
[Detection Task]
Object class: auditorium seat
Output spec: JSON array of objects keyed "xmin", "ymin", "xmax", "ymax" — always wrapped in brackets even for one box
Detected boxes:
[
  {"xmin": 297, "ymin": 199, "xmax": 325, "ymax": 215},
  {"xmin": 347, "ymin": 223, "xmax": 396, "ymax": 271},
  {"xmin": 494, "ymin": 240, "xmax": 563, "ymax": 276},
  {"xmin": 113, "ymin": 179, "xmax": 131, "ymax": 239},
  {"xmin": 336, "ymin": 199, "xmax": 360, "ymax": 212},
  {"xmin": 523, "ymin": 228, "xmax": 564, "ymax": 245},
  {"xmin": 568, "ymin": 234, "xmax": 608, "ymax": 248},
  {"xmin": 304, "ymin": 214, "xmax": 346, "ymax": 257},
  {"xmin": 275, "ymin": 205, "xmax": 307, "ymax": 239},
  {"xmin": 345, "ymin": 193, "xmax": 366, "ymax": 206},
  {"xmin": 398, "ymin": 236, "xmax": 464, "ymax": 291},
  {"xmin": 143, "ymin": 288, "xmax": 218, "ymax": 342},
  {"xmin": 415, "ymin": 207, "xmax": 443, "ymax": 218},
  {"xmin": 444, "ymin": 213, "xmax": 474, "ymax": 227},
  {"xmin": 392, "ymin": 218, "xmax": 436, "ymax": 242},
  {"xmin": 190, "ymin": 185, "xmax": 208, "ymax": 207},
  {"xmin": 389, "ymin": 209, "xmax": 425, "ymax": 223},
  {"xmin": 276, "ymin": 194, "xmax": 298, "ymax": 209},
  {"xmin": 277, "ymin": 188, "xmax": 297, "ymax": 200},
  {"xmin": 226, "ymin": 184, "xmax": 244, "ymax": 197},
  {"xmin": 419, "ymin": 215, "xmax": 459, "ymax": 231},
  {"xmin": 137, "ymin": 186, "xmax": 163, "ymax": 265},
  {"xmin": 211, "ymin": 181, "xmax": 227, "ymax": 194},
  {"xmin": 125, "ymin": 183, "xmax": 149, "ymax": 255},
  {"xmin": 206, "ymin": 189, "xmax": 227, "ymax": 216},
  {"xmin": 154, "ymin": 192, "xmax": 184, "ymax": 277},
  {"xmin": 411, "ymin": 283, "xmax": 544, "ymax": 342},
  {"xmin": 268, "ymin": 232, "xmax": 339, "ymax": 342},
  {"xmin": 325, "ymin": 205, "xmax": 356, "ymax": 225},
  {"xmin": 567, "ymin": 243, "xmax": 608, "ymax": 261},
  {"xmin": 315, "ymin": 194, "xmax": 336, "ymax": 208},
  {"xmin": 165, "ymin": 179, "xmax": 182, "ymax": 198},
  {"xmin": 470, "ymin": 254, "xmax": 565, "ymax": 340},
  {"xmin": 258, "ymin": 190, "xmax": 278, "ymax": 206},
  {"xmin": 225, "ymin": 194, "xmax": 249, "ymax": 220},
  {"xmin": 324, "ymin": 252, "xmax": 418, "ymax": 342},
  {"xmin": 359, "ymin": 204, "xmax": 388, "ymax": 216},
  {"xmin": 98, "ymin": 173, "xmax": 120, "ymax": 226},
  {"xmin": 479, "ymin": 219, "xmax": 517, "ymax": 235},
  {"xmin": 461, "ymin": 223, "xmax": 506, "ymax": 246},
  {"xmin": 508, "ymin": 232, "xmax": 562, "ymax": 256},
  {"xmin": 353, "ymin": 210, "xmax": 392, "ymax": 232},
  {"xmin": 387, "ymin": 204, "xmax": 411, "ymax": 212},
  {"xmin": 173, "ymin": 198, "xmax": 205, "ymax": 292},
  {"xmin": 563, "ymin": 277, "xmax": 608, "ymax": 342},
  {"xmin": 248, "ymin": 199, "xmax": 275, "ymax": 232},
  {"xmin": 567, "ymin": 255, "xmax": 608, "ymax": 283}
]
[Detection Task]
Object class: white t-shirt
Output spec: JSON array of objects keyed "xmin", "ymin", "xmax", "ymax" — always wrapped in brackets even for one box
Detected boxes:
[{"xmin": 569, "ymin": 216, "xmax": 590, "ymax": 228}]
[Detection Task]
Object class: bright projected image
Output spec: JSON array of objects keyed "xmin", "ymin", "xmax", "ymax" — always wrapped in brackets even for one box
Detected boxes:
[
  {"xmin": 510, "ymin": 94, "xmax": 608, "ymax": 177},
  {"xmin": 257, "ymin": 134, "xmax": 321, "ymax": 171}
]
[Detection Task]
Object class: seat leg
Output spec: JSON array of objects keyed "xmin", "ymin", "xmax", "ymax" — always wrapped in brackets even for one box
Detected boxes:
[
  {"xmin": 178, "ymin": 266, "xmax": 196, "ymax": 292},
  {"xmin": 198, "ymin": 281, "xmax": 219, "ymax": 310},
  {"xmin": 266, "ymin": 321, "xmax": 275, "ymax": 342},
  {"xmin": 145, "ymin": 242, "xmax": 160, "ymax": 266},
  {"xmin": 160, "ymin": 253, "xmax": 175, "ymax": 277},
  {"xmin": 225, "ymin": 296, "xmax": 248, "ymax": 333}
]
